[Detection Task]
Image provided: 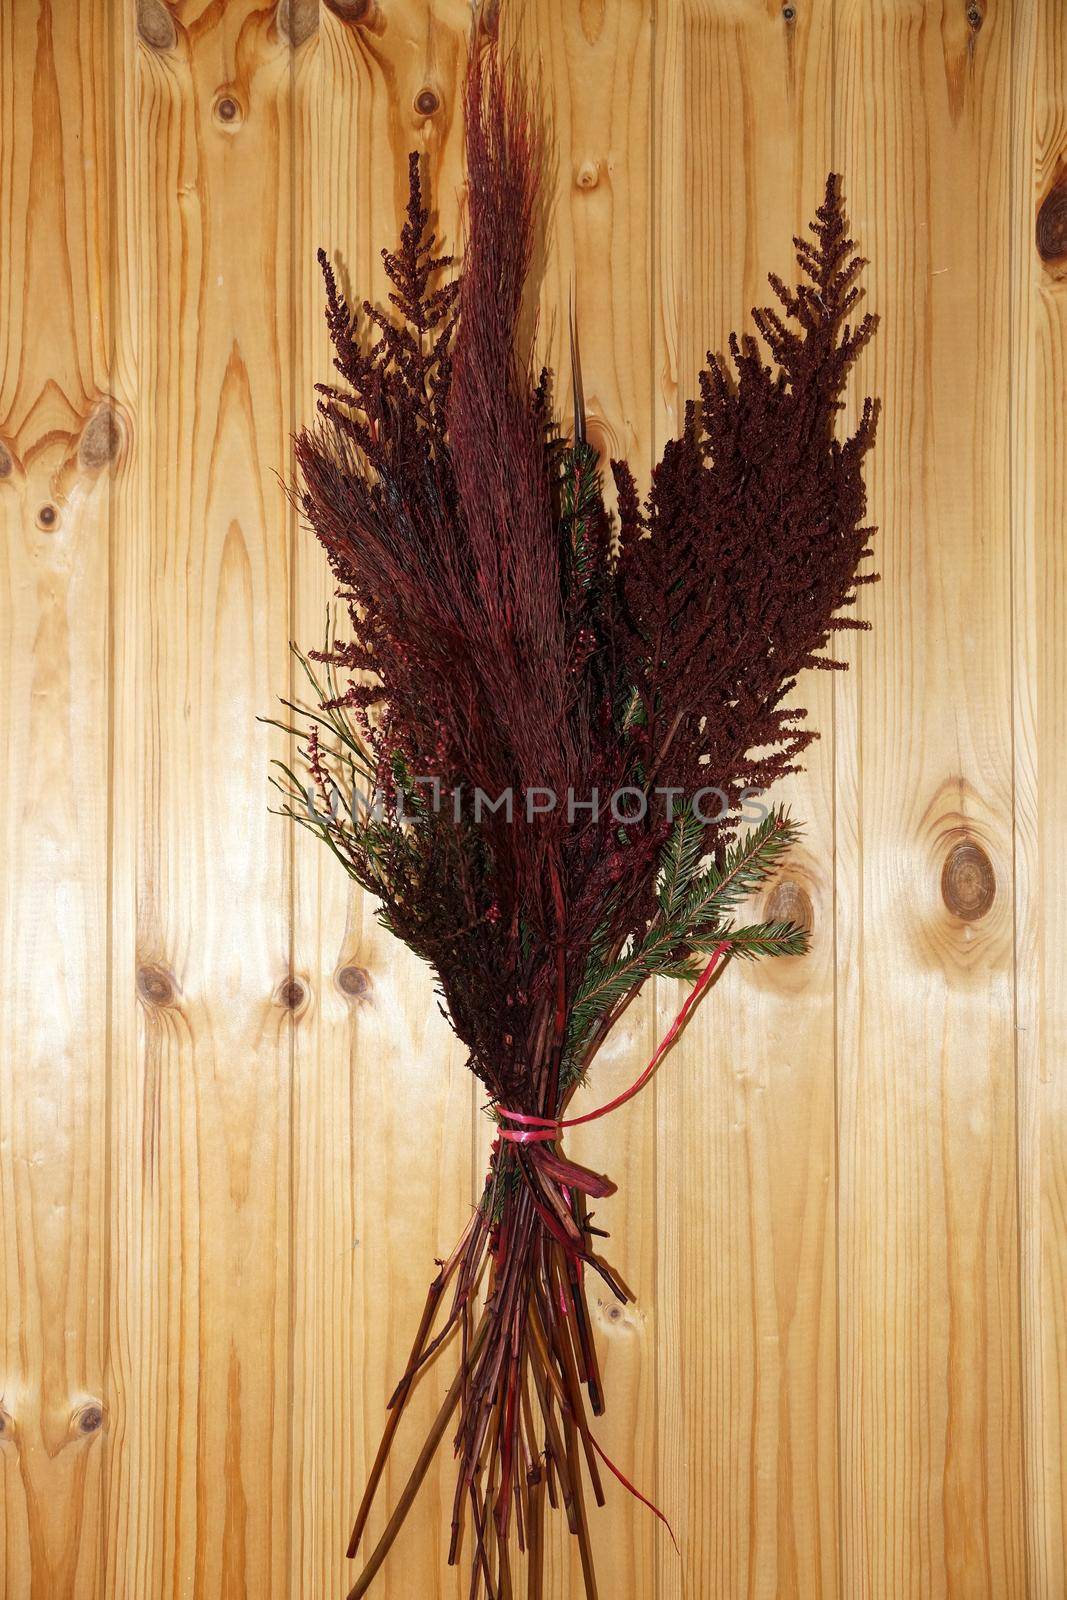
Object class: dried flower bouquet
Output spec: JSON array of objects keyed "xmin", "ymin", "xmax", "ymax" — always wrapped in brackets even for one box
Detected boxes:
[{"xmin": 271, "ymin": 39, "xmax": 877, "ymax": 1600}]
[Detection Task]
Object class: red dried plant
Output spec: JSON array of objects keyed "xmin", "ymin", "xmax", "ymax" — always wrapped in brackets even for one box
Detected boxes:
[{"xmin": 273, "ymin": 39, "xmax": 877, "ymax": 1600}]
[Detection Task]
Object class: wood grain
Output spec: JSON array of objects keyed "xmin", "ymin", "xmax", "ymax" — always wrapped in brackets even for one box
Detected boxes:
[
  {"xmin": 653, "ymin": 4, "xmax": 840, "ymax": 1596},
  {"xmin": 1013, "ymin": 0, "xmax": 1067, "ymax": 1593},
  {"xmin": 835, "ymin": 0, "xmax": 1024, "ymax": 1594},
  {"xmin": 0, "ymin": 2, "xmax": 116, "ymax": 1594},
  {"xmin": 289, "ymin": 5, "xmax": 474, "ymax": 1597},
  {"xmin": 1, "ymin": 2, "xmax": 1064, "ymax": 1597},
  {"xmin": 106, "ymin": 3, "xmax": 295, "ymax": 1594}
]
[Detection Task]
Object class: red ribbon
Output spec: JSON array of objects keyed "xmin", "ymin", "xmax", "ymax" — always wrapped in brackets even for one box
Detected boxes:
[
  {"xmin": 497, "ymin": 940, "xmax": 731, "ymax": 1145},
  {"xmin": 491, "ymin": 938, "xmax": 731, "ymax": 1549},
  {"xmin": 588, "ymin": 1431, "xmax": 680, "ymax": 1552}
]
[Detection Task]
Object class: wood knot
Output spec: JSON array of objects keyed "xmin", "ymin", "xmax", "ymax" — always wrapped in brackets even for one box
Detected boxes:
[
  {"xmin": 137, "ymin": 964, "xmax": 177, "ymax": 1007},
  {"xmin": 414, "ymin": 87, "xmax": 440, "ymax": 117},
  {"xmin": 764, "ymin": 879, "xmax": 813, "ymax": 935},
  {"xmin": 583, "ymin": 417, "xmax": 610, "ymax": 460},
  {"xmin": 136, "ymin": 0, "xmax": 177, "ymax": 50},
  {"xmin": 324, "ymin": 0, "xmax": 371, "ymax": 20},
  {"xmin": 594, "ymin": 1295, "xmax": 638, "ymax": 1334},
  {"xmin": 277, "ymin": 977, "xmax": 307, "ymax": 1011},
  {"xmin": 0, "ymin": 442, "xmax": 12, "ymax": 478},
  {"xmin": 71, "ymin": 1401, "xmax": 105, "ymax": 1437},
  {"xmin": 214, "ymin": 93, "xmax": 242, "ymax": 126},
  {"xmin": 36, "ymin": 503, "xmax": 59, "ymax": 531},
  {"xmin": 940, "ymin": 840, "xmax": 995, "ymax": 921},
  {"xmin": 336, "ymin": 964, "xmax": 369, "ymax": 998},
  {"xmin": 781, "ymin": 3, "xmax": 797, "ymax": 19},
  {"xmin": 966, "ymin": 2, "xmax": 983, "ymax": 28},
  {"xmin": 278, "ymin": 0, "xmax": 318, "ymax": 47},
  {"xmin": 1037, "ymin": 177, "xmax": 1067, "ymax": 264},
  {"xmin": 80, "ymin": 406, "xmax": 121, "ymax": 470},
  {"xmin": 0, "ymin": 1405, "xmax": 14, "ymax": 1441},
  {"xmin": 576, "ymin": 160, "xmax": 600, "ymax": 190}
]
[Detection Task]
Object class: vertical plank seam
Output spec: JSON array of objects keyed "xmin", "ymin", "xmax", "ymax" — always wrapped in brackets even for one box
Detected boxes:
[
  {"xmin": 1006, "ymin": 1, "xmax": 1032, "ymax": 1593},
  {"xmin": 103, "ymin": 0, "xmax": 120, "ymax": 1584},
  {"xmin": 830, "ymin": 3, "xmax": 845, "ymax": 1593},
  {"xmin": 286, "ymin": 8, "xmax": 298, "ymax": 1591},
  {"xmin": 648, "ymin": 0, "xmax": 660, "ymax": 1592}
]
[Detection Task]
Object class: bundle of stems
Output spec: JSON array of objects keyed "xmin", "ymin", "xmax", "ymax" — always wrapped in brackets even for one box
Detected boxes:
[{"xmin": 272, "ymin": 31, "xmax": 878, "ymax": 1600}]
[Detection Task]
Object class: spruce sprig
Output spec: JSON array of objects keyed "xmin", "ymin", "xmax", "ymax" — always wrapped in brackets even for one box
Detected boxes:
[
  {"xmin": 679, "ymin": 805, "xmax": 801, "ymax": 930},
  {"xmin": 657, "ymin": 804, "xmax": 705, "ymax": 920},
  {"xmin": 562, "ymin": 806, "xmax": 807, "ymax": 1082}
]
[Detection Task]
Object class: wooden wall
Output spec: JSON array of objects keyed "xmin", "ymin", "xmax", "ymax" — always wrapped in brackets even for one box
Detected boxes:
[{"xmin": 0, "ymin": 1, "xmax": 1064, "ymax": 1596}]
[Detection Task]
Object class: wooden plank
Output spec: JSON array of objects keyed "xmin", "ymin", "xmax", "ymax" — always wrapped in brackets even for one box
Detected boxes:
[
  {"xmin": 288, "ymin": 5, "xmax": 474, "ymax": 1597},
  {"xmin": 104, "ymin": 4, "xmax": 296, "ymax": 1594},
  {"xmin": 1, "ymin": 5, "xmax": 1050, "ymax": 1599},
  {"xmin": 0, "ymin": 1, "xmax": 118, "ymax": 1594},
  {"xmin": 651, "ymin": 3, "xmax": 839, "ymax": 1595},
  {"xmin": 835, "ymin": 1, "xmax": 1025, "ymax": 1594},
  {"xmin": 505, "ymin": 3, "xmax": 659, "ymax": 1594},
  {"xmin": 1012, "ymin": 1, "xmax": 1067, "ymax": 1592}
]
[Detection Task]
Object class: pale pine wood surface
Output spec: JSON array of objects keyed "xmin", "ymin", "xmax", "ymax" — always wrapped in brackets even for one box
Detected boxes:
[
  {"xmin": 835, "ymin": 2, "xmax": 1025, "ymax": 1596},
  {"xmin": 0, "ymin": 3, "xmax": 115, "ymax": 1593},
  {"xmin": 652, "ymin": 5, "xmax": 840, "ymax": 1595},
  {"xmin": 291, "ymin": 9, "xmax": 473, "ymax": 1597},
  {"xmin": 0, "ymin": 3, "xmax": 1064, "ymax": 1598},
  {"xmin": 108, "ymin": 7, "xmax": 296, "ymax": 1597},
  {"xmin": 1014, "ymin": 1, "xmax": 1067, "ymax": 1594}
]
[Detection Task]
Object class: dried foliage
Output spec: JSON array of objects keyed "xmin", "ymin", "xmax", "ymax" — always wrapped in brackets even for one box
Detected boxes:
[{"xmin": 273, "ymin": 38, "xmax": 878, "ymax": 1600}]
